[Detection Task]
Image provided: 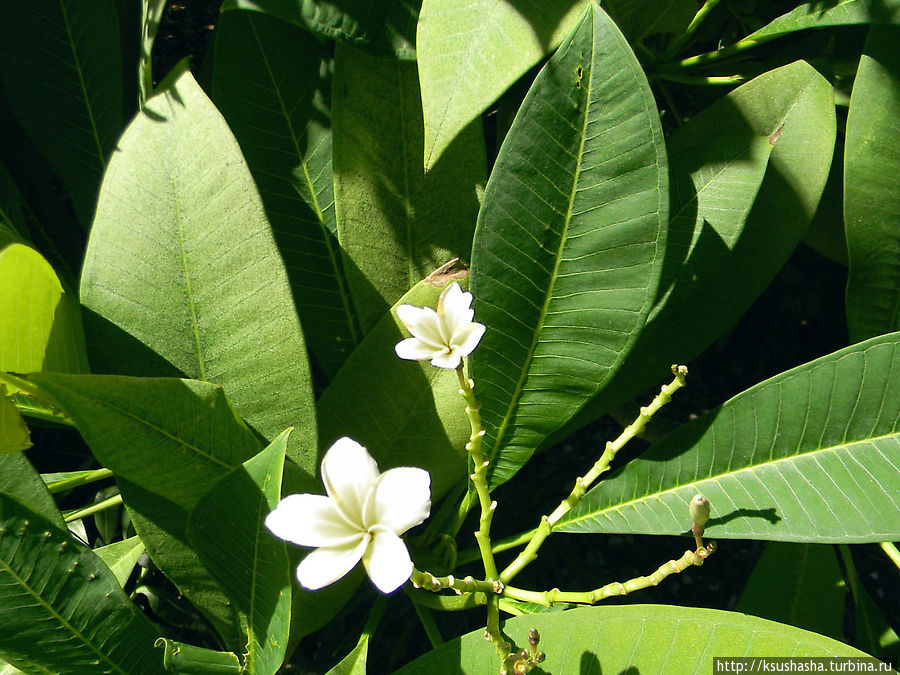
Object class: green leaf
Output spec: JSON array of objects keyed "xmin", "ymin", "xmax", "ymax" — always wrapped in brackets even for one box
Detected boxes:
[
  {"xmin": 0, "ymin": 163, "xmax": 29, "ymax": 241},
  {"xmin": 0, "ymin": 243, "xmax": 89, "ymax": 374},
  {"xmin": 0, "ymin": 0, "xmax": 123, "ymax": 228},
  {"xmin": 333, "ymin": 43, "xmax": 485, "ymax": 334},
  {"xmin": 747, "ymin": 0, "xmax": 900, "ymax": 45},
  {"xmin": 559, "ymin": 60, "xmax": 836, "ymax": 432},
  {"xmin": 603, "ymin": 0, "xmax": 697, "ymax": 41},
  {"xmin": 29, "ymin": 373, "xmax": 262, "ymax": 651},
  {"xmin": 0, "ymin": 453, "xmax": 63, "ymax": 529},
  {"xmin": 317, "ymin": 267, "xmax": 469, "ymax": 498},
  {"xmin": 155, "ymin": 639, "xmax": 241, "ymax": 674},
  {"xmin": 558, "ymin": 331, "xmax": 900, "ymax": 543},
  {"xmin": 844, "ymin": 27, "xmax": 900, "ymax": 342},
  {"xmin": 188, "ymin": 430, "xmax": 291, "ymax": 675},
  {"xmin": 417, "ymin": 0, "xmax": 590, "ymax": 170},
  {"xmin": 139, "ymin": 0, "xmax": 166, "ymax": 106},
  {"xmin": 211, "ymin": 10, "xmax": 359, "ymax": 377},
  {"xmin": 94, "ymin": 536, "xmax": 144, "ymax": 588},
  {"xmin": 395, "ymin": 605, "xmax": 873, "ymax": 673},
  {"xmin": 0, "ymin": 394, "xmax": 31, "ymax": 454},
  {"xmin": 325, "ymin": 639, "xmax": 368, "ymax": 675},
  {"xmin": 736, "ymin": 543, "xmax": 845, "ymax": 640},
  {"xmin": 80, "ymin": 66, "xmax": 317, "ymax": 472},
  {"xmin": 804, "ymin": 138, "xmax": 848, "ymax": 266},
  {"xmin": 222, "ymin": 0, "xmax": 420, "ymax": 59},
  {"xmin": 470, "ymin": 4, "xmax": 667, "ymax": 488},
  {"xmin": 0, "ymin": 493, "xmax": 162, "ymax": 674}
]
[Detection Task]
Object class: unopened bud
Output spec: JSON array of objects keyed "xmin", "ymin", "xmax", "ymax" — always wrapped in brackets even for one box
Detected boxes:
[
  {"xmin": 689, "ymin": 494, "xmax": 710, "ymax": 531},
  {"xmin": 528, "ymin": 628, "xmax": 540, "ymax": 647}
]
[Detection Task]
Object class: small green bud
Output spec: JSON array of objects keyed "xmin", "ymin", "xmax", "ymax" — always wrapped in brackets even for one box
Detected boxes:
[{"xmin": 689, "ymin": 494, "xmax": 710, "ymax": 531}]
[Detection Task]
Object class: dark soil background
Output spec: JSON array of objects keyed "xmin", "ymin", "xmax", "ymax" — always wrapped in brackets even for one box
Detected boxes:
[{"xmin": 27, "ymin": 1, "xmax": 896, "ymax": 673}]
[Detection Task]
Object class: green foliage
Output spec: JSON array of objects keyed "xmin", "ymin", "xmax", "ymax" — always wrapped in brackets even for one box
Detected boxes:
[
  {"xmin": 1, "ymin": 0, "xmax": 899, "ymax": 671},
  {"xmin": 397, "ymin": 605, "xmax": 872, "ymax": 672},
  {"xmin": 471, "ymin": 4, "xmax": 667, "ymax": 488}
]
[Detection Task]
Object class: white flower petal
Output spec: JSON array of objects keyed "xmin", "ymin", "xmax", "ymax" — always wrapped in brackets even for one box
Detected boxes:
[
  {"xmin": 368, "ymin": 467, "xmax": 431, "ymax": 534},
  {"xmin": 295, "ymin": 536, "xmax": 368, "ymax": 590},
  {"xmin": 450, "ymin": 321, "xmax": 486, "ymax": 357},
  {"xmin": 265, "ymin": 494, "xmax": 361, "ymax": 547},
  {"xmin": 430, "ymin": 350, "xmax": 461, "ymax": 369},
  {"xmin": 395, "ymin": 337, "xmax": 440, "ymax": 362},
  {"xmin": 439, "ymin": 283, "xmax": 475, "ymax": 336},
  {"xmin": 321, "ymin": 437, "xmax": 379, "ymax": 526},
  {"xmin": 398, "ymin": 306, "xmax": 445, "ymax": 348},
  {"xmin": 363, "ymin": 527, "xmax": 413, "ymax": 593}
]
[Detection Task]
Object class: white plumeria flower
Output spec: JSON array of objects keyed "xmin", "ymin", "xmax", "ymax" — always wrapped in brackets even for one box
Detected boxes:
[
  {"xmin": 394, "ymin": 282, "xmax": 486, "ymax": 369},
  {"xmin": 265, "ymin": 437, "xmax": 431, "ymax": 594}
]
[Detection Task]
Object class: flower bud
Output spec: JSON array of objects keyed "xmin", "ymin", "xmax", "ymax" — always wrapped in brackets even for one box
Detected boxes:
[
  {"xmin": 689, "ymin": 494, "xmax": 710, "ymax": 532},
  {"xmin": 528, "ymin": 628, "xmax": 540, "ymax": 648}
]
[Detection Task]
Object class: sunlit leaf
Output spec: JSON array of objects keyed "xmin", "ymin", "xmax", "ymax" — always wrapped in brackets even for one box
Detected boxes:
[{"xmin": 471, "ymin": 4, "xmax": 667, "ymax": 488}]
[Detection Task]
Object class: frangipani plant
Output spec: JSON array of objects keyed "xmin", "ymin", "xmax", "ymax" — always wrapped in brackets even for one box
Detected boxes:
[{"xmin": 0, "ymin": 0, "xmax": 899, "ymax": 673}]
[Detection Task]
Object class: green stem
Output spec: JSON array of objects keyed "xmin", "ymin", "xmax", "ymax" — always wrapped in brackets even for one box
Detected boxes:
[
  {"xmin": 46, "ymin": 468, "xmax": 114, "ymax": 494},
  {"xmin": 503, "ymin": 543, "xmax": 715, "ymax": 607},
  {"xmin": 880, "ymin": 542, "xmax": 900, "ymax": 574},
  {"xmin": 410, "ymin": 567, "xmax": 501, "ymax": 597},
  {"xmin": 407, "ymin": 589, "xmax": 485, "ymax": 612},
  {"xmin": 665, "ymin": 0, "xmax": 724, "ymax": 58},
  {"xmin": 671, "ymin": 36, "xmax": 763, "ymax": 70},
  {"xmin": 457, "ymin": 528, "xmax": 538, "ymax": 566},
  {"xmin": 63, "ymin": 493, "xmax": 122, "ymax": 523},
  {"xmin": 456, "ymin": 365, "xmax": 499, "ymax": 581},
  {"xmin": 499, "ymin": 366, "xmax": 689, "ymax": 585},
  {"xmin": 656, "ymin": 72, "xmax": 746, "ymax": 86}
]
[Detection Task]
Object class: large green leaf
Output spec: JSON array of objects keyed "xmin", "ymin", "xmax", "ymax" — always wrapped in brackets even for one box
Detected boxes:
[
  {"xmin": 0, "ymin": 453, "xmax": 63, "ymax": 529},
  {"xmin": 747, "ymin": 0, "xmax": 900, "ymax": 44},
  {"xmin": 29, "ymin": 374, "xmax": 262, "ymax": 651},
  {"xmin": 417, "ymin": 0, "xmax": 590, "ymax": 170},
  {"xmin": 211, "ymin": 11, "xmax": 359, "ymax": 377},
  {"xmin": 470, "ymin": 4, "xmax": 667, "ymax": 488},
  {"xmin": 222, "ymin": 0, "xmax": 420, "ymax": 59},
  {"xmin": 558, "ymin": 332, "xmax": 900, "ymax": 543},
  {"xmin": 844, "ymin": 27, "xmax": 900, "ymax": 342},
  {"xmin": 557, "ymin": 60, "xmax": 835, "ymax": 433},
  {"xmin": 735, "ymin": 543, "xmax": 845, "ymax": 640},
  {"xmin": 333, "ymin": 43, "xmax": 485, "ymax": 334},
  {"xmin": 80, "ymin": 66, "xmax": 316, "ymax": 471},
  {"xmin": 396, "ymin": 605, "xmax": 873, "ymax": 673},
  {"xmin": 317, "ymin": 268, "xmax": 469, "ymax": 498},
  {"xmin": 94, "ymin": 536, "xmax": 144, "ymax": 588},
  {"xmin": 0, "ymin": 493, "xmax": 162, "ymax": 674},
  {"xmin": 189, "ymin": 430, "xmax": 291, "ymax": 675},
  {"xmin": 603, "ymin": 0, "xmax": 697, "ymax": 41},
  {"xmin": 0, "ymin": 0, "xmax": 122, "ymax": 228},
  {"xmin": 0, "ymin": 243, "xmax": 89, "ymax": 374}
]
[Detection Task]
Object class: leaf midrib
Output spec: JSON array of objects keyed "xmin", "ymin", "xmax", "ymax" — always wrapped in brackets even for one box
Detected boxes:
[
  {"xmin": 487, "ymin": 29, "xmax": 595, "ymax": 471},
  {"xmin": 562, "ymin": 429, "xmax": 900, "ymax": 528},
  {"xmin": 246, "ymin": 16, "xmax": 359, "ymax": 348},
  {"xmin": 0, "ymin": 539, "xmax": 129, "ymax": 674},
  {"xmin": 59, "ymin": 0, "xmax": 106, "ymax": 171}
]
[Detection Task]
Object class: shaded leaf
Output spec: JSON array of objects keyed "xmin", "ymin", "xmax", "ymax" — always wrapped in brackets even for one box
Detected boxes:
[
  {"xmin": 0, "ymin": 493, "xmax": 162, "ymax": 674},
  {"xmin": 470, "ymin": 4, "xmax": 667, "ymax": 488},
  {"xmin": 0, "ymin": 453, "xmax": 63, "ymax": 529},
  {"xmin": 396, "ymin": 605, "xmax": 872, "ymax": 673},
  {"xmin": 557, "ymin": 60, "xmax": 836, "ymax": 434},
  {"xmin": 417, "ymin": 0, "xmax": 590, "ymax": 170},
  {"xmin": 603, "ymin": 0, "xmax": 697, "ymax": 41},
  {"xmin": 223, "ymin": 0, "xmax": 420, "ymax": 58},
  {"xmin": 0, "ymin": 0, "xmax": 123, "ymax": 228},
  {"xmin": 188, "ymin": 430, "xmax": 291, "ymax": 675},
  {"xmin": 333, "ymin": 43, "xmax": 485, "ymax": 333},
  {"xmin": 0, "ymin": 394, "xmax": 31, "ymax": 454},
  {"xmin": 0, "ymin": 243, "xmax": 89, "ymax": 374},
  {"xmin": 155, "ymin": 639, "xmax": 241, "ymax": 674},
  {"xmin": 844, "ymin": 26, "xmax": 900, "ymax": 341},
  {"xmin": 748, "ymin": 0, "xmax": 900, "ymax": 45},
  {"xmin": 317, "ymin": 266, "xmax": 469, "ymax": 498},
  {"xmin": 80, "ymin": 66, "xmax": 316, "ymax": 471},
  {"xmin": 736, "ymin": 543, "xmax": 845, "ymax": 640},
  {"xmin": 559, "ymin": 332, "xmax": 900, "ymax": 543},
  {"xmin": 211, "ymin": 11, "xmax": 359, "ymax": 376}
]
